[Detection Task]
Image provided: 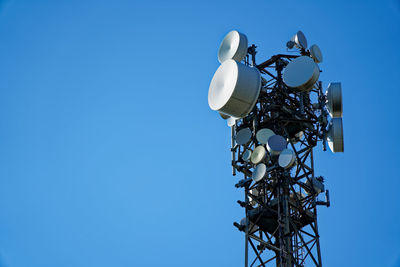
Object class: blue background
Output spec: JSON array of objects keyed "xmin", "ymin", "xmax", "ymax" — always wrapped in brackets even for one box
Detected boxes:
[{"xmin": 0, "ymin": 0, "xmax": 399, "ymax": 266}]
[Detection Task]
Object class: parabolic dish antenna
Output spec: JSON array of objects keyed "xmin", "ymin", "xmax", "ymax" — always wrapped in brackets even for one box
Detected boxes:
[
  {"xmin": 218, "ymin": 30, "xmax": 248, "ymax": 63},
  {"xmin": 278, "ymin": 149, "xmax": 296, "ymax": 168},
  {"xmin": 327, "ymin": 118, "xmax": 344, "ymax": 153},
  {"xmin": 326, "ymin": 82, "xmax": 343, "ymax": 118},
  {"xmin": 251, "ymin": 145, "xmax": 266, "ymax": 164},
  {"xmin": 236, "ymin": 127, "xmax": 252, "ymax": 145},
  {"xmin": 252, "ymin": 163, "xmax": 266, "ymax": 182},
  {"xmin": 283, "ymin": 56, "xmax": 320, "ymax": 91},
  {"xmin": 256, "ymin": 128, "xmax": 275, "ymax": 144},
  {"xmin": 208, "ymin": 59, "xmax": 261, "ymax": 118},
  {"xmin": 291, "ymin": 31, "xmax": 308, "ymax": 49},
  {"xmin": 242, "ymin": 149, "xmax": 252, "ymax": 161},
  {"xmin": 267, "ymin": 135, "xmax": 287, "ymax": 155},
  {"xmin": 310, "ymin": 44, "xmax": 323, "ymax": 63}
]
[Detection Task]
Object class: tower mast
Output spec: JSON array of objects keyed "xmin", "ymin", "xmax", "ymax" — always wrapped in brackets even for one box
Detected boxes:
[{"xmin": 208, "ymin": 30, "xmax": 343, "ymax": 267}]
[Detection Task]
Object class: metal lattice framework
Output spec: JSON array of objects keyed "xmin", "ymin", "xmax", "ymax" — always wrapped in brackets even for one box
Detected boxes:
[{"xmin": 231, "ymin": 51, "xmax": 331, "ymax": 267}]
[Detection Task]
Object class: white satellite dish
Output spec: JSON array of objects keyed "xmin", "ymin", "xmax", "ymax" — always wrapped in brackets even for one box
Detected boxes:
[
  {"xmin": 242, "ymin": 149, "xmax": 252, "ymax": 161},
  {"xmin": 227, "ymin": 117, "xmax": 237, "ymax": 127},
  {"xmin": 218, "ymin": 30, "xmax": 248, "ymax": 63},
  {"xmin": 310, "ymin": 44, "xmax": 323, "ymax": 63},
  {"xmin": 251, "ymin": 145, "xmax": 266, "ymax": 164},
  {"xmin": 291, "ymin": 31, "xmax": 308, "ymax": 49},
  {"xmin": 236, "ymin": 127, "xmax": 252, "ymax": 145},
  {"xmin": 256, "ymin": 128, "xmax": 275, "ymax": 144},
  {"xmin": 267, "ymin": 135, "xmax": 287, "ymax": 156},
  {"xmin": 278, "ymin": 149, "xmax": 296, "ymax": 169},
  {"xmin": 327, "ymin": 118, "xmax": 344, "ymax": 153},
  {"xmin": 208, "ymin": 59, "xmax": 261, "ymax": 118},
  {"xmin": 219, "ymin": 112, "xmax": 230, "ymax": 120},
  {"xmin": 283, "ymin": 56, "xmax": 320, "ymax": 91},
  {"xmin": 252, "ymin": 163, "xmax": 266, "ymax": 182},
  {"xmin": 326, "ymin": 82, "xmax": 343, "ymax": 118}
]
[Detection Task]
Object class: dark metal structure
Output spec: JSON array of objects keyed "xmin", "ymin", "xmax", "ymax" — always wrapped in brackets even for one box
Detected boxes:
[{"xmin": 231, "ymin": 50, "xmax": 331, "ymax": 267}]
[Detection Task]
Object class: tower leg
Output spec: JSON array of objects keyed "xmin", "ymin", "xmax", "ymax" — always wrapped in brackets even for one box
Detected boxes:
[{"xmin": 282, "ymin": 177, "xmax": 292, "ymax": 267}]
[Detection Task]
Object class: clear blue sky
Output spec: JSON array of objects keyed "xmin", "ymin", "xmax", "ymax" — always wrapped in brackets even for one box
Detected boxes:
[{"xmin": 0, "ymin": 0, "xmax": 399, "ymax": 266}]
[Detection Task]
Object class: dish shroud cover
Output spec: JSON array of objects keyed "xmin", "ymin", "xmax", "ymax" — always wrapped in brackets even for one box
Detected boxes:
[
  {"xmin": 326, "ymin": 82, "xmax": 343, "ymax": 118},
  {"xmin": 242, "ymin": 149, "xmax": 252, "ymax": 161},
  {"xmin": 278, "ymin": 149, "xmax": 296, "ymax": 168},
  {"xmin": 327, "ymin": 118, "xmax": 344, "ymax": 153},
  {"xmin": 252, "ymin": 163, "xmax": 266, "ymax": 182},
  {"xmin": 283, "ymin": 56, "xmax": 320, "ymax": 91},
  {"xmin": 256, "ymin": 128, "xmax": 275, "ymax": 144},
  {"xmin": 310, "ymin": 44, "xmax": 323, "ymax": 63},
  {"xmin": 267, "ymin": 135, "xmax": 287, "ymax": 156},
  {"xmin": 218, "ymin": 30, "xmax": 248, "ymax": 63},
  {"xmin": 251, "ymin": 145, "xmax": 266, "ymax": 164},
  {"xmin": 291, "ymin": 31, "xmax": 308, "ymax": 49},
  {"xmin": 236, "ymin": 127, "xmax": 252, "ymax": 145},
  {"xmin": 208, "ymin": 59, "xmax": 261, "ymax": 118}
]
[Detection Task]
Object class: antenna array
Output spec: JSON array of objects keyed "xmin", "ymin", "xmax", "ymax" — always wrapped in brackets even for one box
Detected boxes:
[{"xmin": 207, "ymin": 30, "xmax": 344, "ymax": 267}]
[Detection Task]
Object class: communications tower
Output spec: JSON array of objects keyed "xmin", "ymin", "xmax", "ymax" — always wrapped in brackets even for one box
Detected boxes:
[{"xmin": 207, "ymin": 30, "xmax": 344, "ymax": 266}]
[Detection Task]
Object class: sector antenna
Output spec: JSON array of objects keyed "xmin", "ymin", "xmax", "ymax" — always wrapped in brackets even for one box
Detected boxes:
[{"xmin": 207, "ymin": 30, "xmax": 344, "ymax": 267}]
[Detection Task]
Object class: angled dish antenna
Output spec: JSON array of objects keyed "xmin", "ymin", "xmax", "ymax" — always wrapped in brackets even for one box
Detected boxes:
[
  {"xmin": 208, "ymin": 59, "xmax": 261, "ymax": 118},
  {"xmin": 242, "ymin": 149, "xmax": 252, "ymax": 161},
  {"xmin": 218, "ymin": 30, "xmax": 248, "ymax": 63},
  {"xmin": 310, "ymin": 44, "xmax": 323, "ymax": 63},
  {"xmin": 256, "ymin": 128, "xmax": 275, "ymax": 144},
  {"xmin": 287, "ymin": 30, "xmax": 308, "ymax": 49},
  {"xmin": 327, "ymin": 118, "xmax": 344, "ymax": 152},
  {"xmin": 251, "ymin": 146, "xmax": 266, "ymax": 164},
  {"xmin": 252, "ymin": 163, "xmax": 266, "ymax": 182},
  {"xmin": 278, "ymin": 149, "xmax": 296, "ymax": 168},
  {"xmin": 267, "ymin": 135, "xmax": 287, "ymax": 156},
  {"xmin": 236, "ymin": 127, "xmax": 252, "ymax": 145},
  {"xmin": 326, "ymin": 82, "xmax": 343, "ymax": 118},
  {"xmin": 283, "ymin": 56, "xmax": 320, "ymax": 91}
]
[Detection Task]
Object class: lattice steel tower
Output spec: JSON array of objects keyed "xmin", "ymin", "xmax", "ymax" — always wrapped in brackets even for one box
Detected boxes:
[{"xmin": 207, "ymin": 30, "xmax": 344, "ymax": 267}]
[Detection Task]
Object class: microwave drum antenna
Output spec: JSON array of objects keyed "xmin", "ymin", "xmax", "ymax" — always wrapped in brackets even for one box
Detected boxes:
[{"xmin": 218, "ymin": 30, "xmax": 248, "ymax": 63}]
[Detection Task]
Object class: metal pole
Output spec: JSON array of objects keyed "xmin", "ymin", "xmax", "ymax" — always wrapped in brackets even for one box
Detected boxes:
[
  {"xmin": 245, "ymin": 200, "xmax": 249, "ymax": 267},
  {"xmin": 282, "ymin": 176, "xmax": 292, "ymax": 267},
  {"xmin": 232, "ymin": 125, "xmax": 236, "ymax": 176},
  {"xmin": 314, "ymin": 207, "xmax": 323, "ymax": 267}
]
